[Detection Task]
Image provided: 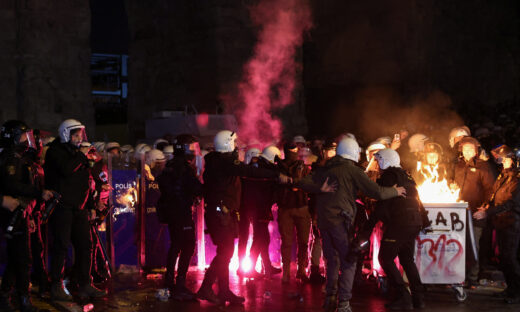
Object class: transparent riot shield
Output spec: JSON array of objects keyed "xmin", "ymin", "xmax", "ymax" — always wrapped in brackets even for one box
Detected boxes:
[
  {"xmin": 142, "ymin": 156, "xmax": 170, "ymax": 269},
  {"xmin": 106, "ymin": 152, "xmax": 140, "ymax": 271}
]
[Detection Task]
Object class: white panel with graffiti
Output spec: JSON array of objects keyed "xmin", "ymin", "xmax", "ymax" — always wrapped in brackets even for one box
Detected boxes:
[{"xmin": 415, "ymin": 203, "xmax": 468, "ymax": 284}]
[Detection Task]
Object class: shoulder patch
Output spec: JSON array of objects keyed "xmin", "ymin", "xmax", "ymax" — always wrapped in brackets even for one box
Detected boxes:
[
  {"xmin": 234, "ymin": 159, "xmax": 241, "ymax": 165},
  {"xmin": 7, "ymin": 165, "xmax": 15, "ymax": 175}
]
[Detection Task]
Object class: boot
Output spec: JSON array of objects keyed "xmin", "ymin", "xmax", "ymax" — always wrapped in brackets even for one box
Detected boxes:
[
  {"xmin": 18, "ymin": 295, "xmax": 38, "ymax": 312},
  {"xmin": 322, "ymin": 294, "xmax": 337, "ymax": 312},
  {"xmin": 196, "ymin": 284, "xmax": 221, "ymax": 305},
  {"xmin": 219, "ymin": 289, "xmax": 245, "ymax": 305},
  {"xmin": 296, "ymin": 266, "xmax": 309, "ymax": 283},
  {"xmin": 337, "ymin": 300, "xmax": 352, "ymax": 312},
  {"xmin": 412, "ymin": 293, "xmax": 425, "ymax": 309},
  {"xmin": 309, "ymin": 265, "xmax": 326, "ymax": 284},
  {"xmin": 78, "ymin": 283, "xmax": 108, "ymax": 299},
  {"xmin": 386, "ymin": 289, "xmax": 413, "ymax": 310},
  {"xmin": 282, "ymin": 264, "xmax": 291, "ymax": 283},
  {"xmin": 50, "ymin": 283, "xmax": 73, "ymax": 302},
  {"xmin": 265, "ymin": 265, "xmax": 282, "ymax": 278}
]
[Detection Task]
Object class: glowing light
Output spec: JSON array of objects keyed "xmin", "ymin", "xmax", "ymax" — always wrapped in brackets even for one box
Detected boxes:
[
  {"xmin": 416, "ymin": 162, "xmax": 461, "ymax": 203},
  {"xmin": 196, "ymin": 113, "xmax": 209, "ymax": 128},
  {"xmin": 241, "ymin": 258, "xmax": 253, "ymax": 273}
]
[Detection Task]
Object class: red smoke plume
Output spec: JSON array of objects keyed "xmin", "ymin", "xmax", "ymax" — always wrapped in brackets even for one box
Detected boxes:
[{"xmin": 227, "ymin": 0, "xmax": 312, "ymax": 147}]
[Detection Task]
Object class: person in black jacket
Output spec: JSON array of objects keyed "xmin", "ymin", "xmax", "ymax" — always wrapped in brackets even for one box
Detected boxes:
[
  {"xmin": 453, "ymin": 136, "xmax": 497, "ymax": 286},
  {"xmin": 0, "ymin": 120, "xmax": 54, "ymax": 312},
  {"xmin": 44, "ymin": 119, "xmax": 107, "ymax": 301},
  {"xmin": 474, "ymin": 145, "xmax": 520, "ymax": 304},
  {"xmin": 237, "ymin": 146, "xmax": 282, "ymax": 278},
  {"xmin": 196, "ymin": 130, "xmax": 290, "ymax": 305},
  {"xmin": 363, "ymin": 148, "xmax": 427, "ymax": 310},
  {"xmin": 157, "ymin": 134, "xmax": 203, "ymax": 301}
]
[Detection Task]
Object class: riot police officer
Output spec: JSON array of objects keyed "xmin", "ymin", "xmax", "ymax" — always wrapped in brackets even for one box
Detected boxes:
[
  {"xmin": 157, "ymin": 134, "xmax": 202, "ymax": 301},
  {"xmin": 238, "ymin": 145, "xmax": 283, "ymax": 278},
  {"xmin": 454, "ymin": 136, "xmax": 496, "ymax": 286},
  {"xmin": 0, "ymin": 120, "xmax": 54, "ymax": 311},
  {"xmin": 44, "ymin": 119, "xmax": 107, "ymax": 301},
  {"xmin": 368, "ymin": 148, "xmax": 427, "ymax": 310},
  {"xmin": 196, "ymin": 130, "xmax": 289, "ymax": 305},
  {"xmin": 474, "ymin": 145, "xmax": 520, "ymax": 304},
  {"xmin": 296, "ymin": 137, "xmax": 406, "ymax": 312}
]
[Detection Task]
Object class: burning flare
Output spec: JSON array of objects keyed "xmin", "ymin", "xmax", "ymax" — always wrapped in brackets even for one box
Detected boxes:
[{"xmin": 416, "ymin": 161, "xmax": 460, "ymax": 203}]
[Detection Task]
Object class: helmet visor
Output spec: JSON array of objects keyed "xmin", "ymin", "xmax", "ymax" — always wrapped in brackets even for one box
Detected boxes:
[
  {"xmin": 19, "ymin": 130, "xmax": 37, "ymax": 149},
  {"xmin": 69, "ymin": 127, "xmax": 88, "ymax": 145}
]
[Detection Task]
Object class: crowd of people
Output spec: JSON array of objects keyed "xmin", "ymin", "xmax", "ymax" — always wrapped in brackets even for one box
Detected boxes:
[{"xmin": 0, "ymin": 117, "xmax": 519, "ymax": 312}]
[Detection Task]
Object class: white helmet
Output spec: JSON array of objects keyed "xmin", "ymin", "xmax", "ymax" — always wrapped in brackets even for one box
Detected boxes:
[
  {"xmin": 58, "ymin": 119, "xmax": 85, "ymax": 143},
  {"xmin": 134, "ymin": 143, "xmax": 151, "ymax": 159},
  {"xmin": 293, "ymin": 135, "xmax": 306, "ymax": 145},
  {"xmin": 376, "ymin": 136, "xmax": 392, "ymax": 147},
  {"xmin": 245, "ymin": 147, "xmax": 261, "ymax": 165},
  {"xmin": 374, "ymin": 148, "xmax": 401, "ymax": 170},
  {"xmin": 261, "ymin": 145, "xmax": 281, "ymax": 163},
  {"xmin": 449, "ymin": 126, "xmax": 471, "ymax": 148},
  {"xmin": 365, "ymin": 142, "xmax": 387, "ymax": 161},
  {"xmin": 153, "ymin": 138, "xmax": 169, "ymax": 150},
  {"xmin": 93, "ymin": 142, "xmax": 106, "ymax": 153},
  {"xmin": 337, "ymin": 137, "xmax": 361, "ymax": 162},
  {"xmin": 408, "ymin": 133, "xmax": 428, "ymax": 153},
  {"xmin": 214, "ymin": 130, "xmax": 237, "ymax": 153},
  {"xmin": 120, "ymin": 144, "xmax": 134, "ymax": 153},
  {"xmin": 163, "ymin": 145, "xmax": 174, "ymax": 160},
  {"xmin": 106, "ymin": 142, "xmax": 121, "ymax": 151},
  {"xmin": 146, "ymin": 149, "xmax": 166, "ymax": 165}
]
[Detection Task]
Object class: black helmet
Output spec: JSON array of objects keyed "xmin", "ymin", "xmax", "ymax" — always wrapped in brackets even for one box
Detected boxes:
[
  {"xmin": 173, "ymin": 134, "xmax": 200, "ymax": 156},
  {"xmin": 1, "ymin": 120, "xmax": 32, "ymax": 148},
  {"xmin": 458, "ymin": 136, "xmax": 480, "ymax": 151},
  {"xmin": 491, "ymin": 144, "xmax": 514, "ymax": 163}
]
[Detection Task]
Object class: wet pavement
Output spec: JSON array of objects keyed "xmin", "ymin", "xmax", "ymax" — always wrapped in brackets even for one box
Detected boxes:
[{"xmin": 28, "ymin": 266, "xmax": 519, "ymax": 312}]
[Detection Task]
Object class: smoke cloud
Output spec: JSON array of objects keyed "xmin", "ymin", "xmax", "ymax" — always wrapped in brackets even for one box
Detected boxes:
[
  {"xmin": 225, "ymin": 0, "xmax": 312, "ymax": 147},
  {"xmin": 351, "ymin": 88, "xmax": 465, "ymax": 149}
]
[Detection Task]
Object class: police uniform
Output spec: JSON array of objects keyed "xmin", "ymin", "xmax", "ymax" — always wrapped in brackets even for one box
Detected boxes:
[
  {"xmin": 0, "ymin": 147, "xmax": 42, "ymax": 309},
  {"xmin": 198, "ymin": 151, "xmax": 279, "ymax": 304},
  {"xmin": 368, "ymin": 166, "xmax": 426, "ymax": 309},
  {"xmin": 485, "ymin": 168, "xmax": 520, "ymax": 302}
]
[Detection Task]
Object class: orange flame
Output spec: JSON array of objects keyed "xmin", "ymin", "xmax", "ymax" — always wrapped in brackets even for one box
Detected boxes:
[{"xmin": 416, "ymin": 161, "xmax": 460, "ymax": 203}]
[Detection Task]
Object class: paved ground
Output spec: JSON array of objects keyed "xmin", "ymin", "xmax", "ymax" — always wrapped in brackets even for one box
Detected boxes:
[{"xmin": 24, "ymin": 265, "xmax": 518, "ymax": 312}]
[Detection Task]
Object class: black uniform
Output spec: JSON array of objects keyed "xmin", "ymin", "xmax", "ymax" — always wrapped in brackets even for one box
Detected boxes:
[
  {"xmin": 365, "ymin": 166, "xmax": 426, "ymax": 306},
  {"xmin": 0, "ymin": 148, "xmax": 41, "ymax": 301},
  {"xmin": 157, "ymin": 156, "xmax": 202, "ymax": 291},
  {"xmin": 44, "ymin": 139, "xmax": 93, "ymax": 288},
  {"xmin": 238, "ymin": 157, "xmax": 279, "ymax": 275},
  {"xmin": 485, "ymin": 168, "xmax": 520, "ymax": 302},
  {"xmin": 453, "ymin": 156, "xmax": 496, "ymax": 283},
  {"xmin": 199, "ymin": 151, "xmax": 279, "ymax": 301}
]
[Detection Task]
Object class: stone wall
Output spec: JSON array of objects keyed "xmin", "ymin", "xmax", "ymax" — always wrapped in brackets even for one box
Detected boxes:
[{"xmin": 0, "ymin": 0, "xmax": 93, "ymax": 136}]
